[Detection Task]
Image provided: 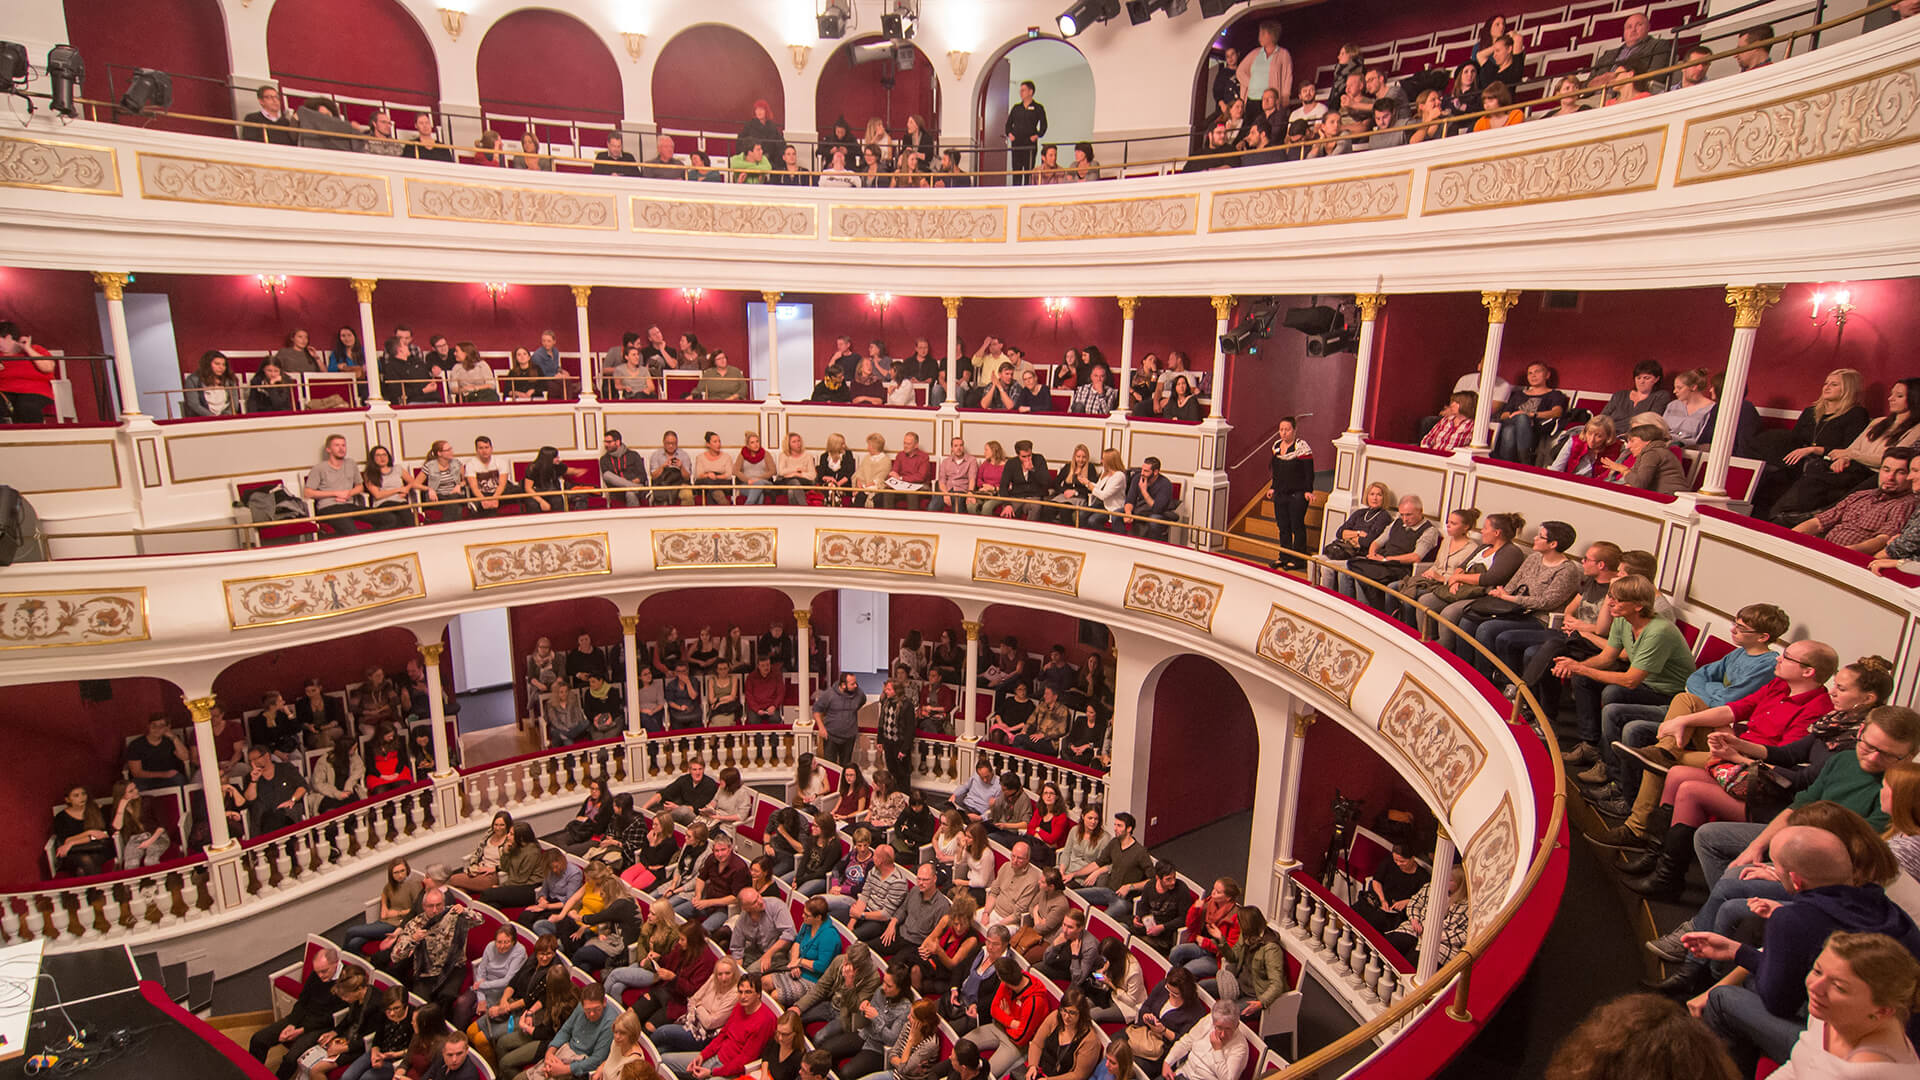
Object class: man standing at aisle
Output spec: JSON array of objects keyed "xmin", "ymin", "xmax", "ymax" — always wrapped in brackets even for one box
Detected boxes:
[
  {"xmin": 1005, "ymin": 81, "xmax": 1047, "ymax": 186},
  {"xmin": 812, "ymin": 672, "xmax": 865, "ymax": 766}
]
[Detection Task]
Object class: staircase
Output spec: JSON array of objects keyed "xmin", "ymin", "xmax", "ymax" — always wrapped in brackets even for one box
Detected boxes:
[
  {"xmin": 135, "ymin": 949, "xmax": 215, "ymax": 1018},
  {"xmin": 1226, "ymin": 483, "xmax": 1330, "ymax": 563}
]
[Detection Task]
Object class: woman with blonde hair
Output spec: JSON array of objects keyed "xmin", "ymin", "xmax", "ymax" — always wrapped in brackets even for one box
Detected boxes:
[
  {"xmin": 649, "ymin": 954, "xmax": 740, "ymax": 1051},
  {"xmin": 853, "ymin": 433, "xmax": 891, "ymax": 508},
  {"xmin": 1051, "ymin": 443, "xmax": 1099, "ymax": 525},
  {"xmin": 1753, "ymin": 368, "xmax": 1870, "ymax": 516},
  {"xmin": 1087, "ymin": 448, "xmax": 1128, "ymax": 531},
  {"xmin": 1551, "ymin": 414, "xmax": 1621, "ymax": 477},
  {"xmin": 1316, "ymin": 480, "xmax": 1395, "ymax": 589},
  {"xmin": 863, "ymin": 117, "xmax": 893, "ymax": 164},
  {"xmin": 776, "ymin": 431, "xmax": 817, "ymax": 505},
  {"xmin": 594, "ymin": 1010, "xmax": 647, "ymax": 1080},
  {"xmin": 973, "ymin": 440, "xmax": 1009, "ymax": 516},
  {"xmin": 1774, "ymin": 932, "xmax": 1920, "ymax": 1075},
  {"xmin": 818, "ymin": 432, "xmax": 856, "ymax": 507},
  {"xmin": 111, "ymin": 780, "xmax": 168, "ymax": 868}
]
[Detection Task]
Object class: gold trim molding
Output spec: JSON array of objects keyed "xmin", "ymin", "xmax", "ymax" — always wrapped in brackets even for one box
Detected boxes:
[
  {"xmin": 1377, "ymin": 673, "xmax": 1488, "ymax": 813},
  {"xmin": 1121, "ymin": 564, "xmax": 1222, "ymax": 633},
  {"xmin": 1423, "ymin": 128, "xmax": 1667, "ymax": 215},
  {"xmin": 467, "ymin": 533, "xmax": 611, "ymax": 590},
  {"xmin": 405, "ymin": 177, "xmax": 617, "ymax": 230},
  {"xmin": 0, "ymin": 588, "xmax": 149, "ymax": 650},
  {"xmin": 138, "ymin": 152, "xmax": 392, "ymax": 217},
  {"xmin": 814, "ymin": 529, "xmax": 939, "ymax": 576},
  {"xmin": 652, "ymin": 527, "xmax": 777, "ymax": 570},
  {"xmin": 1464, "ymin": 792, "xmax": 1519, "ymax": 938},
  {"xmin": 1255, "ymin": 604, "xmax": 1374, "ymax": 706},
  {"xmin": 1726, "ymin": 284, "xmax": 1783, "ymax": 329},
  {"xmin": 1208, "ymin": 171, "xmax": 1411, "ymax": 232},
  {"xmin": 1016, "ymin": 194, "xmax": 1198, "ymax": 242},
  {"xmin": 830, "ymin": 204, "xmax": 1006, "ymax": 243},
  {"xmin": 224, "ymin": 554, "xmax": 425, "ymax": 630},
  {"xmin": 1677, "ymin": 58, "xmax": 1920, "ymax": 185},
  {"xmin": 0, "ymin": 133, "xmax": 122, "ymax": 196},
  {"xmin": 970, "ymin": 539, "xmax": 1084, "ymax": 596},
  {"xmin": 632, "ymin": 196, "xmax": 817, "ymax": 239},
  {"xmin": 1481, "ymin": 290, "xmax": 1522, "ymax": 323}
]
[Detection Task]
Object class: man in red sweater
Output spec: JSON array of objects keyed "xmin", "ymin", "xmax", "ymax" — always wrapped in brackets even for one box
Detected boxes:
[
  {"xmin": 667, "ymin": 971, "xmax": 778, "ymax": 1078},
  {"xmin": 743, "ymin": 656, "xmax": 786, "ymax": 725}
]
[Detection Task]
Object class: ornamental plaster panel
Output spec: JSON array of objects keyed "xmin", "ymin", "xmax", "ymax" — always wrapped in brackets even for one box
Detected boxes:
[
  {"xmin": 137, "ymin": 153, "xmax": 391, "ymax": 215},
  {"xmin": 630, "ymin": 197, "xmax": 816, "ymax": 239},
  {"xmin": 1678, "ymin": 59, "xmax": 1920, "ymax": 184},
  {"xmin": 1207, "ymin": 172, "xmax": 1411, "ymax": 231},
  {"xmin": 1423, "ymin": 128, "xmax": 1666, "ymax": 214},
  {"xmin": 1017, "ymin": 194, "xmax": 1198, "ymax": 241},
  {"xmin": 1465, "ymin": 793, "xmax": 1520, "ymax": 939},
  {"xmin": 970, "ymin": 540, "xmax": 1084, "ymax": 596},
  {"xmin": 466, "ymin": 534, "xmax": 611, "ymax": 590},
  {"xmin": 829, "ymin": 204, "xmax": 1006, "ymax": 242},
  {"xmin": 0, "ymin": 134, "xmax": 120, "ymax": 195},
  {"xmin": 1254, "ymin": 605, "xmax": 1373, "ymax": 706},
  {"xmin": 1377, "ymin": 674, "xmax": 1488, "ymax": 813},
  {"xmin": 223, "ymin": 555, "xmax": 424, "ymax": 629},
  {"xmin": 0, "ymin": 589, "xmax": 148, "ymax": 650},
  {"xmin": 1122, "ymin": 564, "xmax": 1222, "ymax": 632},
  {"xmin": 814, "ymin": 530, "xmax": 938, "ymax": 576},
  {"xmin": 407, "ymin": 178, "xmax": 616, "ymax": 229},
  {"xmin": 651, "ymin": 528, "xmax": 777, "ymax": 569}
]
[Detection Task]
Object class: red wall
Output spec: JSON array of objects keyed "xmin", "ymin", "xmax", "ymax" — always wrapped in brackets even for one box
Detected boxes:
[
  {"xmin": 4, "ymin": 678, "xmax": 186, "ymax": 887},
  {"xmin": 210, "ymin": 626, "xmax": 427, "ymax": 713},
  {"xmin": 1291, "ymin": 716, "xmax": 1430, "ymax": 876},
  {"xmin": 61, "ymin": 0, "xmax": 233, "ymax": 132},
  {"xmin": 1144, "ymin": 654, "xmax": 1259, "ymax": 845},
  {"xmin": 650, "ymin": 24, "xmax": 784, "ymax": 155},
  {"xmin": 266, "ymin": 0, "xmax": 439, "ymax": 110},
  {"xmin": 1222, "ymin": 295, "xmax": 1355, "ymax": 515},
  {"xmin": 0, "ymin": 267, "xmax": 110, "ymax": 422},
  {"xmin": 477, "ymin": 11, "xmax": 623, "ymax": 126},
  {"xmin": 815, "ymin": 39, "xmax": 939, "ymax": 142},
  {"xmin": 1368, "ymin": 280, "xmax": 1920, "ymax": 440}
]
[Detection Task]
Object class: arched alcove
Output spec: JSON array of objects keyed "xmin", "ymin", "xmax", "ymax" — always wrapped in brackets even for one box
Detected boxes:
[
  {"xmin": 815, "ymin": 38, "xmax": 939, "ymax": 154},
  {"xmin": 266, "ymin": 0, "xmax": 439, "ymax": 118},
  {"xmin": 211, "ymin": 624, "xmax": 424, "ymax": 712},
  {"xmin": 476, "ymin": 9, "xmax": 623, "ymax": 135},
  {"xmin": 60, "ymin": 0, "xmax": 231, "ymax": 131},
  {"xmin": 975, "ymin": 37, "xmax": 1094, "ymax": 178},
  {"xmin": 508, "ymin": 596, "xmax": 624, "ymax": 720},
  {"xmin": 0, "ymin": 675, "xmax": 188, "ymax": 885},
  {"xmin": 651, "ymin": 24, "xmax": 785, "ymax": 157},
  {"xmin": 1143, "ymin": 654, "xmax": 1257, "ymax": 846}
]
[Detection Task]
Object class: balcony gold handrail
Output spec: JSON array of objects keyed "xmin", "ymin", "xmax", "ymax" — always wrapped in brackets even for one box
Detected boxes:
[
  {"xmin": 32, "ymin": 480, "xmax": 1567, "ymax": 1075},
  {"xmin": 65, "ymin": 0, "xmax": 1895, "ymax": 187}
]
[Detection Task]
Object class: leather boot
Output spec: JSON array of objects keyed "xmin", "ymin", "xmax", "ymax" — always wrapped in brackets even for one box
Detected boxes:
[
  {"xmin": 1617, "ymin": 848, "xmax": 1658, "ymax": 875},
  {"xmin": 1640, "ymin": 804, "xmax": 1673, "ymax": 847},
  {"xmin": 1626, "ymin": 823, "xmax": 1694, "ymax": 901}
]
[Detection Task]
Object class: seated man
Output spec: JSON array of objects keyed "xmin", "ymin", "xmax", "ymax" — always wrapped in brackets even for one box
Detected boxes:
[
  {"xmin": 232, "ymin": 746, "xmax": 308, "ymax": 836},
  {"xmin": 598, "ymin": 430, "xmax": 646, "ymax": 509},
  {"xmin": 663, "ymin": 659, "xmax": 703, "ymax": 730},
  {"xmin": 878, "ymin": 862, "xmax": 949, "ymax": 960},
  {"xmin": 517, "ymin": 981, "xmax": 614, "ymax": 1080},
  {"xmin": 247, "ymin": 946, "xmax": 340, "ymax": 1065},
  {"xmin": 1550, "ymin": 575, "xmax": 1695, "ymax": 771},
  {"xmin": 377, "ymin": 888, "xmax": 480, "ymax": 1008},
  {"xmin": 350, "ymin": 666, "xmax": 402, "ymax": 734},
  {"xmin": 1066, "ymin": 811, "xmax": 1155, "ymax": 921},
  {"xmin": 644, "ymin": 756, "xmax": 718, "ymax": 824},
  {"xmin": 648, "ymin": 430, "xmax": 694, "ymax": 507},
  {"xmin": 742, "ymin": 656, "xmax": 786, "ymax": 724},
  {"xmin": 980, "ymin": 842, "xmax": 1043, "ymax": 930},
  {"xmin": 847, "ymin": 843, "xmax": 916, "ymax": 943},
  {"xmin": 1122, "ymin": 456, "xmax": 1178, "ymax": 541},
  {"xmin": 886, "ymin": 431, "xmax": 933, "ymax": 510},
  {"xmin": 916, "ymin": 669, "xmax": 955, "ymax": 734},
  {"xmin": 730, "ymin": 887, "xmax": 797, "ymax": 974},
  {"xmin": 1130, "ymin": 860, "xmax": 1194, "ymax": 953},
  {"xmin": 1683, "ymin": 826, "xmax": 1920, "ymax": 1071},
  {"xmin": 1794, "ymin": 448, "xmax": 1916, "ymax": 555},
  {"xmin": 125, "ymin": 714, "xmax": 191, "ymax": 791},
  {"xmin": 674, "ymin": 834, "xmax": 749, "ymax": 931},
  {"xmin": 951, "ymin": 762, "xmax": 1001, "ymax": 821},
  {"xmin": 1018, "ymin": 686, "xmax": 1073, "ymax": 757}
]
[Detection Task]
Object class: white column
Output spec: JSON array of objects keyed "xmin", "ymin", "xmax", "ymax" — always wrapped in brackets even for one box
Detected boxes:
[
  {"xmin": 1208, "ymin": 295, "xmax": 1233, "ymax": 420},
  {"xmin": 761, "ymin": 291, "xmax": 783, "ymax": 403},
  {"xmin": 350, "ymin": 278, "xmax": 383, "ymax": 406},
  {"xmin": 1347, "ymin": 294, "xmax": 1387, "ymax": 434},
  {"xmin": 1470, "ymin": 291, "xmax": 1520, "ymax": 450},
  {"xmin": 1271, "ymin": 711, "xmax": 1315, "ymax": 872},
  {"xmin": 942, "ymin": 297, "xmax": 962, "ymax": 407},
  {"xmin": 621, "ymin": 615, "xmax": 643, "ymax": 734},
  {"xmin": 1701, "ymin": 285, "xmax": 1782, "ymax": 498},
  {"xmin": 188, "ymin": 696, "xmax": 233, "ymax": 852},
  {"xmin": 417, "ymin": 641, "xmax": 453, "ymax": 776},
  {"xmin": 1416, "ymin": 831, "xmax": 1457, "ymax": 985},
  {"xmin": 793, "ymin": 608, "xmax": 813, "ymax": 734},
  {"xmin": 1112, "ymin": 296, "xmax": 1138, "ymax": 421},
  {"xmin": 1243, "ymin": 696, "xmax": 1304, "ymax": 915},
  {"xmin": 961, "ymin": 619, "xmax": 982, "ymax": 740},
  {"xmin": 572, "ymin": 285, "xmax": 597, "ymax": 404},
  {"xmin": 91, "ymin": 273, "xmax": 142, "ymax": 417}
]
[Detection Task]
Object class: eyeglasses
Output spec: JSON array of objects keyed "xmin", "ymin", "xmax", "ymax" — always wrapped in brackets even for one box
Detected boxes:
[
  {"xmin": 1731, "ymin": 621, "xmax": 1755, "ymax": 634},
  {"xmin": 1778, "ymin": 653, "xmax": 1815, "ymax": 669},
  {"xmin": 1857, "ymin": 733, "xmax": 1907, "ymax": 761}
]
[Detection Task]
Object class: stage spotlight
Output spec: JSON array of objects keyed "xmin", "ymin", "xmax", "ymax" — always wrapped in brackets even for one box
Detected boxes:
[
  {"xmin": 817, "ymin": 3, "xmax": 850, "ymax": 40},
  {"xmin": 1282, "ymin": 303, "xmax": 1358, "ymax": 357},
  {"xmin": 0, "ymin": 42, "xmax": 27, "ymax": 87},
  {"xmin": 46, "ymin": 45, "xmax": 85, "ymax": 118},
  {"xmin": 1198, "ymin": 0, "xmax": 1245, "ymax": 17},
  {"xmin": 881, "ymin": 1, "xmax": 918, "ymax": 41},
  {"xmin": 1058, "ymin": 0, "xmax": 1121, "ymax": 37},
  {"xmin": 850, "ymin": 41, "xmax": 896, "ymax": 66},
  {"xmin": 119, "ymin": 68, "xmax": 172, "ymax": 115},
  {"xmin": 1126, "ymin": 0, "xmax": 1188, "ymax": 25},
  {"xmin": 1220, "ymin": 296, "xmax": 1280, "ymax": 354}
]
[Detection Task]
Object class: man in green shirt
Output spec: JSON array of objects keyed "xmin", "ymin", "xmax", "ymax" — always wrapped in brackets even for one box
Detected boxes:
[
  {"xmin": 728, "ymin": 141, "xmax": 772, "ymax": 184},
  {"xmin": 1552, "ymin": 575, "xmax": 1694, "ymax": 779}
]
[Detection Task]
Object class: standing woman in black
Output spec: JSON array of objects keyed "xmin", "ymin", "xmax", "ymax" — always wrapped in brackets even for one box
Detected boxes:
[
  {"xmin": 1005, "ymin": 80, "xmax": 1047, "ymax": 185},
  {"xmin": 1268, "ymin": 417, "xmax": 1314, "ymax": 570}
]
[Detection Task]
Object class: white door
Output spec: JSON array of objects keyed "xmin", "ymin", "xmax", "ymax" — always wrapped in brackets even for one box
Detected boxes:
[
  {"xmin": 448, "ymin": 608, "xmax": 512, "ymax": 693},
  {"xmin": 837, "ymin": 589, "xmax": 891, "ymax": 674},
  {"xmin": 97, "ymin": 292, "xmax": 180, "ymax": 418},
  {"xmin": 747, "ymin": 300, "xmax": 815, "ymax": 401}
]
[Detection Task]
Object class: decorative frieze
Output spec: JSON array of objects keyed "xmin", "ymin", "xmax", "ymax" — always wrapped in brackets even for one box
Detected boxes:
[
  {"xmin": 467, "ymin": 534, "xmax": 611, "ymax": 589},
  {"xmin": 815, "ymin": 530, "xmax": 938, "ymax": 576},
  {"xmin": 224, "ymin": 556, "xmax": 424, "ymax": 629},
  {"xmin": 0, "ymin": 589, "xmax": 148, "ymax": 649}
]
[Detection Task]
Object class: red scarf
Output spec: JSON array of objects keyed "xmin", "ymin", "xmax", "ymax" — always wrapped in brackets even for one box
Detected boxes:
[{"xmin": 739, "ymin": 445, "xmax": 767, "ymax": 465}]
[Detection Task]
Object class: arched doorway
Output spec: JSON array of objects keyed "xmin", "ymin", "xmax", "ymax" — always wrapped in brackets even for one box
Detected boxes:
[
  {"xmin": 974, "ymin": 37, "xmax": 1093, "ymax": 184},
  {"xmin": 1189, "ymin": 3, "xmax": 1298, "ymax": 134},
  {"xmin": 1142, "ymin": 654, "xmax": 1257, "ymax": 848},
  {"xmin": 267, "ymin": 0, "xmax": 439, "ymax": 121},
  {"xmin": 476, "ymin": 9, "xmax": 623, "ymax": 148},
  {"xmin": 651, "ymin": 24, "xmax": 785, "ymax": 160},
  {"xmin": 61, "ymin": 0, "xmax": 230, "ymax": 130},
  {"xmin": 815, "ymin": 38, "xmax": 939, "ymax": 163}
]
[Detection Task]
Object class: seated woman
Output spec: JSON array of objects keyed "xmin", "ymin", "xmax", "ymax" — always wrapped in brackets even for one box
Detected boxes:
[
  {"xmin": 1355, "ymin": 843, "xmax": 1430, "ymax": 932},
  {"xmin": 832, "ymin": 765, "xmax": 874, "ymax": 823},
  {"xmin": 1771, "ymin": 933, "xmax": 1920, "ymax": 1077},
  {"xmin": 1314, "ymin": 480, "xmax": 1395, "ymax": 590},
  {"xmin": 1491, "ymin": 362, "xmax": 1568, "ymax": 464},
  {"xmin": 346, "ymin": 857, "xmax": 421, "ymax": 954},
  {"xmin": 1661, "ymin": 367, "xmax": 1719, "ymax": 450},
  {"xmin": 1159, "ymin": 375, "xmax": 1203, "ymax": 421},
  {"xmin": 853, "ymin": 433, "xmax": 892, "ymax": 508},
  {"xmin": 181, "ymin": 350, "xmax": 242, "ymax": 417},
  {"xmin": 444, "ymin": 342, "xmax": 498, "ymax": 403},
  {"xmin": 986, "ymin": 683, "xmax": 1038, "ymax": 746},
  {"xmin": 775, "ymin": 432, "xmax": 817, "ymax": 505},
  {"xmin": 1384, "ymin": 869, "xmax": 1468, "ymax": 967},
  {"xmin": 1773, "ymin": 377, "xmax": 1920, "ymax": 526},
  {"xmin": 363, "ymin": 725, "xmax": 414, "ymax": 797},
  {"xmin": 501, "ymin": 348, "xmax": 550, "ymax": 401},
  {"xmin": 1617, "ymin": 423, "xmax": 1689, "ymax": 495},
  {"xmin": 1550, "ymin": 415, "xmax": 1621, "ymax": 477},
  {"xmin": 448, "ymin": 811, "xmax": 514, "ymax": 892},
  {"xmin": 1420, "ymin": 391, "xmax": 1477, "ymax": 452},
  {"xmin": 1599, "ymin": 359, "xmax": 1673, "ymax": 430},
  {"xmin": 849, "ymin": 352, "xmax": 888, "ymax": 405},
  {"xmin": 247, "ymin": 360, "xmax": 297, "ymax": 413},
  {"xmin": 50, "ymin": 785, "xmax": 113, "ymax": 876},
  {"xmin": 604, "ymin": 343, "xmax": 654, "ymax": 401},
  {"xmin": 1751, "ymin": 367, "xmax": 1869, "ymax": 517},
  {"xmin": 523, "ymin": 446, "xmax": 576, "ymax": 513},
  {"xmin": 1402, "ymin": 512, "xmax": 1525, "ymax": 644},
  {"xmin": 1127, "ymin": 966, "xmax": 1206, "ymax": 1076}
]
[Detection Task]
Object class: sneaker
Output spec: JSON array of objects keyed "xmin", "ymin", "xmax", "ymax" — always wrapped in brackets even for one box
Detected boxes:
[
  {"xmin": 1616, "ymin": 741, "xmax": 1678, "ymax": 775},
  {"xmin": 1645, "ymin": 921, "xmax": 1693, "ymax": 964},
  {"xmin": 1576, "ymin": 760, "xmax": 1611, "ymax": 786},
  {"xmin": 1563, "ymin": 742, "xmax": 1599, "ymax": 767},
  {"xmin": 1588, "ymin": 784, "xmax": 1633, "ymax": 819}
]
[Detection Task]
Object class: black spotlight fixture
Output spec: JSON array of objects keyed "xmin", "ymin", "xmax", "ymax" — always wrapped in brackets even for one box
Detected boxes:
[
  {"xmin": 119, "ymin": 68, "xmax": 173, "ymax": 116},
  {"xmin": 1057, "ymin": 0, "xmax": 1122, "ymax": 37},
  {"xmin": 1282, "ymin": 303, "xmax": 1359, "ymax": 357},
  {"xmin": 46, "ymin": 45, "xmax": 85, "ymax": 118},
  {"xmin": 817, "ymin": 2, "xmax": 850, "ymax": 40},
  {"xmin": 0, "ymin": 42, "xmax": 28, "ymax": 88},
  {"xmin": 1219, "ymin": 296, "xmax": 1280, "ymax": 354},
  {"xmin": 1198, "ymin": 0, "xmax": 1245, "ymax": 17},
  {"xmin": 881, "ymin": 0, "xmax": 918, "ymax": 41},
  {"xmin": 1126, "ymin": 0, "xmax": 1188, "ymax": 25}
]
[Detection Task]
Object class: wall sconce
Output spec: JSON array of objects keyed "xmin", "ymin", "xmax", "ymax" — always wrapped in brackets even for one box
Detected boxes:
[
  {"xmin": 789, "ymin": 45, "xmax": 812, "ymax": 73},
  {"xmin": 485, "ymin": 281, "xmax": 509, "ymax": 311},
  {"xmin": 1810, "ymin": 286, "xmax": 1854, "ymax": 341},
  {"xmin": 622, "ymin": 32, "xmax": 646, "ymax": 62},
  {"xmin": 438, "ymin": 7, "xmax": 466, "ymax": 41},
  {"xmin": 681, "ymin": 287, "xmax": 703, "ymax": 304},
  {"xmin": 866, "ymin": 292, "xmax": 893, "ymax": 314},
  {"xmin": 257, "ymin": 274, "xmax": 288, "ymax": 298},
  {"xmin": 948, "ymin": 50, "xmax": 971, "ymax": 78}
]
